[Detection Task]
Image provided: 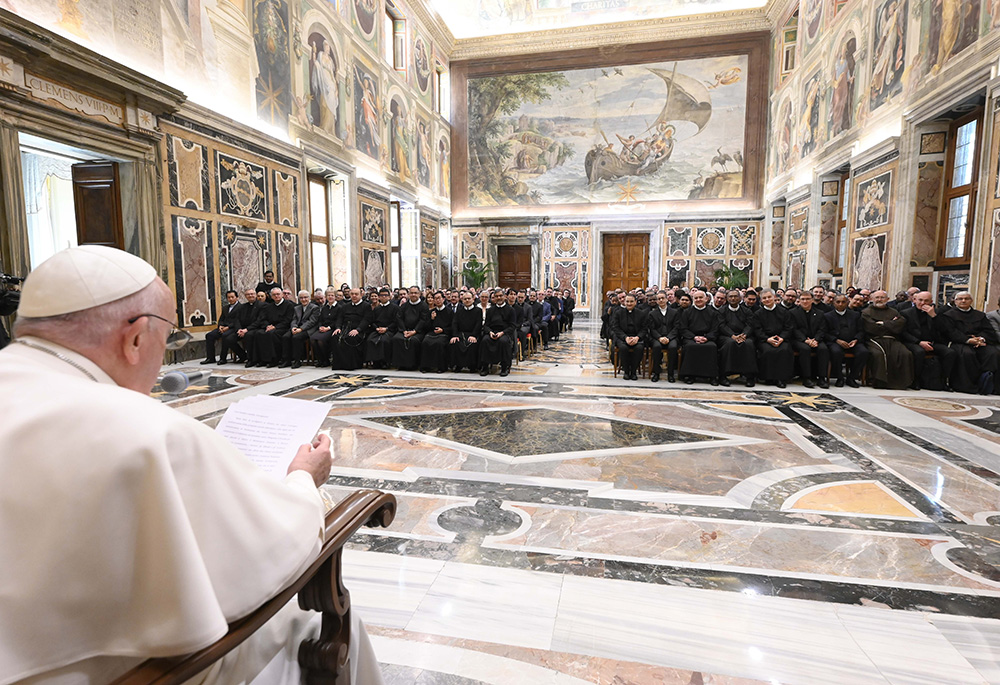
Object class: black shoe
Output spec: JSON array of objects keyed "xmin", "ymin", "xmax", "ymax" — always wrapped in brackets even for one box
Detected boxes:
[
  {"xmin": 480, "ymin": 368, "xmax": 489, "ymax": 376},
  {"xmin": 685, "ymin": 376, "xmax": 694, "ymax": 385},
  {"xmin": 218, "ymin": 360, "xmax": 228, "ymax": 366},
  {"xmin": 909, "ymin": 383, "xmax": 921, "ymax": 391},
  {"xmin": 745, "ymin": 377, "xmax": 755, "ymax": 388},
  {"xmin": 817, "ymin": 379, "xmax": 829, "ymax": 389},
  {"xmin": 846, "ymin": 378, "xmax": 860, "ymax": 388},
  {"xmin": 776, "ymin": 380, "xmax": 786, "ymax": 388},
  {"xmin": 278, "ymin": 361, "xmax": 290, "ymax": 368},
  {"xmin": 710, "ymin": 378, "xmax": 719, "ymax": 386},
  {"xmin": 803, "ymin": 379, "xmax": 815, "ymax": 388},
  {"xmin": 667, "ymin": 374, "xmax": 675, "ymax": 383},
  {"xmin": 244, "ymin": 361, "xmax": 254, "ymax": 368},
  {"xmin": 835, "ymin": 378, "xmax": 845, "ymax": 387},
  {"xmin": 291, "ymin": 361, "xmax": 302, "ymax": 369},
  {"xmin": 201, "ymin": 359, "xmax": 215, "ymax": 365},
  {"xmin": 500, "ymin": 368, "xmax": 510, "ymax": 377},
  {"xmin": 650, "ymin": 374, "xmax": 660, "ymax": 383},
  {"xmin": 266, "ymin": 362, "xmax": 278, "ymax": 368},
  {"xmin": 719, "ymin": 377, "xmax": 731, "ymax": 387}
]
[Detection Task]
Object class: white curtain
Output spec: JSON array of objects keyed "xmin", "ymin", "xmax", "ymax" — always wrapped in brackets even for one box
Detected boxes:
[{"xmin": 21, "ymin": 150, "xmax": 77, "ymax": 269}]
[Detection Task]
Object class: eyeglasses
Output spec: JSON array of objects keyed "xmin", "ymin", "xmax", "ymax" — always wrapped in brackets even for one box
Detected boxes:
[{"xmin": 127, "ymin": 313, "xmax": 193, "ymax": 350}]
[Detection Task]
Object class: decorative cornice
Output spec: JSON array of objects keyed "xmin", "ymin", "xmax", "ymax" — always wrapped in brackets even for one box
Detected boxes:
[
  {"xmin": 448, "ymin": 8, "xmax": 771, "ymax": 61},
  {"xmin": 409, "ymin": 0, "xmax": 455, "ymax": 60}
]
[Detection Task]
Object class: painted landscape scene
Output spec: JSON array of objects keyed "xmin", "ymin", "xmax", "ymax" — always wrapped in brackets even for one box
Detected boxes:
[{"xmin": 467, "ymin": 54, "xmax": 748, "ymax": 208}]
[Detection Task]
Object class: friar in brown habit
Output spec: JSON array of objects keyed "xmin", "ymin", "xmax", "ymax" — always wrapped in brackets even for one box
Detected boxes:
[{"xmin": 861, "ymin": 290, "xmax": 913, "ymax": 389}]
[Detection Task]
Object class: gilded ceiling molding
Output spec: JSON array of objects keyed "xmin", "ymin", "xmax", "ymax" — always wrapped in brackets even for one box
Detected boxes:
[
  {"xmin": 409, "ymin": 0, "xmax": 456, "ymax": 59},
  {"xmin": 449, "ymin": 9, "xmax": 771, "ymax": 61}
]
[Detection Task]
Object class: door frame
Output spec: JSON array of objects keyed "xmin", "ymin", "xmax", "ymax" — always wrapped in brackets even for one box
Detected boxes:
[
  {"xmin": 591, "ymin": 220, "xmax": 661, "ymax": 317},
  {"xmin": 487, "ymin": 235, "xmax": 539, "ymax": 289}
]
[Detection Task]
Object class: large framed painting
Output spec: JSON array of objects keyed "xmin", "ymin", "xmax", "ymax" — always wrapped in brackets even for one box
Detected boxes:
[{"xmin": 451, "ymin": 32, "xmax": 769, "ymax": 218}]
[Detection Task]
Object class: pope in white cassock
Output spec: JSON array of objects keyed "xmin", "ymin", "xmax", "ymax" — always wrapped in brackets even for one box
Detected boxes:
[{"xmin": 0, "ymin": 246, "xmax": 384, "ymax": 684}]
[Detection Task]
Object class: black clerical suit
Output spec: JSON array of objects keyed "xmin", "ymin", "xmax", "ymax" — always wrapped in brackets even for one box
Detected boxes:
[
  {"xmin": 205, "ymin": 300, "xmax": 247, "ymax": 363},
  {"xmin": 789, "ymin": 305, "xmax": 829, "ymax": 383},
  {"xmin": 451, "ymin": 305, "xmax": 482, "ymax": 371},
  {"xmin": 421, "ymin": 305, "xmax": 454, "ymax": 372},
  {"xmin": 309, "ymin": 302, "xmax": 342, "ymax": 365},
  {"xmin": 530, "ymin": 300, "xmax": 549, "ymax": 346},
  {"xmin": 481, "ymin": 303, "xmax": 516, "ymax": 373},
  {"xmin": 901, "ymin": 306, "xmax": 956, "ymax": 390},
  {"xmin": 611, "ymin": 305, "xmax": 648, "ymax": 378},
  {"xmin": 862, "ymin": 306, "xmax": 912, "ymax": 390},
  {"xmin": 678, "ymin": 305, "xmax": 720, "ymax": 381},
  {"xmin": 647, "ymin": 306, "xmax": 679, "ymax": 381},
  {"xmin": 563, "ymin": 297, "xmax": 575, "ymax": 330},
  {"xmin": 248, "ymin": 298, "xmax": 295, "ymax": 365},
  {"xmin": 515, "ymin": 301, "xmax": 532, "ymax": 354},
  {"xmin": 253, "ymin": 279, "xmax": 281, "ymax": 295},
  {"xmin": 546, "ymin": 296, "xmax": 561, "ymax": 340},
  {"xmin": 392, "ymin": 300, "xmax": 431, "ymax": 370},
  {"xmin": 941, "ymin": 306, "xmax": 1000, "ymax": 394},
  {"xmin": 824, "ymin": 308, "xmax": 869, "ymax": 383},
  {"xmin": 333, "ymin": 300, "xmax": 372, "ymax": 370},
  {"xmin": 281, "ymin": 301, "xmax": 319, "ymax": 366},
  {"xmin": 717, "ymin": 305, "xmax": 757, "ymax": 381},
  {"xmin": 753, "ymin": 306, "xmax": 794, "ymax": 383},
  {"xmin": 365, "ymin": 301, "xmax": 398, "ymax": 367}
]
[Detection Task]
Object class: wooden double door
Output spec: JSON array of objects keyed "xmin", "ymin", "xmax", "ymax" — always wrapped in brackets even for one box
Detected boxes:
[
  {"xmin": 602, "ymin": 233, "xmax": 649, "ymax": 295},
  {"xmin": 497, "ymin": 244, "xmax": 532, "ymax": 291}
]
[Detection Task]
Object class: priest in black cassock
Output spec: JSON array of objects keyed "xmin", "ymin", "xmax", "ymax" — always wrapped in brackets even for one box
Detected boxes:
[
  {"xmin": 450, "ymin": 291, "xmax": 482, "ymax": 372},
  {"xmin": 717, "ymin": 289, "xmax": 757, "ymax": 387},
  {"xmin": 678, "ymin": 290, "xmax": 720, "ymax": 384},
  {"xmin": 365, "ymin": 287, "xmax": 398, "ymax": 368},
  {"xmin": 515, "ymin": 290, "xmax": 533, "ymax": 354},
  {"xmin": 861, "ymin": 291, "xmax": 912, "ymax": 390},
  {"xmin": 392, "ymin": 286, "xmax": 430, "ymax": 371},
  {"xmin": 332, "ymin": 287, "xmax": 371, "ymax": 370},
  {"xmin": 825, "ymin": 293, "xmax": 868, "ymax": 387},
  {"xmin": 248, "ymin": 287, "xmax": 295, "ymax": 367},
  {"xmin": 940, "ymin": 291, "xmax": 999, "ymax": 394},
  {"xmin": 562, "ymin": 289, "xmax": 575, "ymax": 330},
  {"xmin": 901, "ymin": 291, "xmax": 955, "ymax": 391},
  {"xmin": 752, "ymin": 289, "xmax": 794, "ymax": 388},
  {"xmin": 420, "ymin": 290, "xmax": 454, "ymax": 373},
  {"xmin": 647, "ymin": 290, "xmax": 679, "ymax": 383},
  {"xmin": 789, "ymin": 291, "xmax": 829, "ymax": 388},
  {"xmin": 309, "ymin": 289, "xmax": 341, "ymax": 366},
  {"xmin": 480, "ymin": 289, "xmax": 515, "ymax": 376},
  {"xmin": 611, "ymin": 293, "xmax": 647, "ymax": 380}
]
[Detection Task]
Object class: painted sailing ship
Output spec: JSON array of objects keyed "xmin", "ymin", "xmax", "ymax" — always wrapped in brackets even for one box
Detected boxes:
[{"xmin": 584, "ymin": 66, "xmax": 713, "ymax": 184}]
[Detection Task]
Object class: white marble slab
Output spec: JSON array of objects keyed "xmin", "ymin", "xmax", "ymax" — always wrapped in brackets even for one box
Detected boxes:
[
  {"xmin": 342, "ymin": 550, "xmax": 444, "ymax": 629},
  {"xmin": 552, "ymin": 574, "xmax": 893, "ymax": 685},
  {"xmin": 405, "ymin": 561, "xmax": 564, "ymax": 650},
  {"xmin": 929, "ymin": 614, "xmax": 1000, "ymax": 684}
]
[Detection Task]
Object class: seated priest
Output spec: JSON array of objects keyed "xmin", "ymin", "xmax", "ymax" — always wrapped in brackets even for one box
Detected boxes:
[
  {"xmin": 332, "ymin": 287, "xmax": 371, "ymax": 370},
  {"xmin": 450, "ymin": 290, "xmax": 481, "ymax": 372},
  {"xmin": 752, "ymin": 289, "xmax": 794, "ymax": 388},
  {"xmin": 248, "ymin": 287, "xmax": 295, "ymax": 368},
  {"xmin": 789, "ymin": 291, "xmax": 829, "ymax": 388},
  {"xmin": 280, "ymin": 290, "xmax": 320, "ymax": 368},
  {"xmin": 366, "ymin": 287, "xmax": 398, "ymax": 369},
  {"xmin": 647, "ymin": 290, "xmax": 679, "ymax": 383},
  {"xmin": 392, "ymin": 286, "xmax": 430, "ymax": 371},
  {"xmin": 309, "ymin": 287, "xmax": 341, "ymax": 367},
  {"xmin": 901, "ymin": 291, "xmax": 956, "ymax": 391},
  {"xmin": 678, "ymin": 289, "xmax": 720, "ymax": 385},
  {"xmin": 717, "ymin": 288, "xmax": 757, "ymax": 387},
  {"xmin": 420, "ymin": 290, "xmax": 453, "ymax": 373},
  {"xmin": 824, "ymin": 293, "xmax": 868, "ymax": 387},
  {"xmin": 0, "ymin": 246, "xmax": 382, "ymax": 685},
  {"xmin": 480, "ymin": 288, "xmax": 515, "ymax": 376},
  {"xmin": 202, "ymin": 289, "xmax": 247, "ymax": 365},
  {"xmin": 940, "ymin": 291, "xmax": 1000, "ymax": 394},
  {"xmin": 861, "ymin": 290, "xmax": 913, "ymax": 390},
  {"xmin": 611, "ymin": 293, "xmax": 648, "ymax": 381}
]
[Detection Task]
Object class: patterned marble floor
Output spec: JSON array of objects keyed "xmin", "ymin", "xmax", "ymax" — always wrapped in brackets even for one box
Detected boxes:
[{"xmin": 167, "ymin": 321, "xmax": 1000, "ymax": 684}]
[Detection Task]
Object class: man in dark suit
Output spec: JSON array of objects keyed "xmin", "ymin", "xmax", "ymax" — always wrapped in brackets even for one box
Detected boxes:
[
  {"xmin": 647, "ymin": 290, "xmax": 678, "ymax": 382},
  {"xmin": 562, "ymin": 289, "xmax": 576, "ymax": 331},
  {"xmin": 247, "ymin": 287, "xmax": 294, "ymax": 367},
  {"xmin": 279, "ymin": 290, "xmax": 320, "ymax": 368},
  {"xmin": 789, "ymin": 291, "xmax": 829, "ymax": 388},
  {"xmin": 612, "ymin": 293, "xmax": 648, "ymax": 381},
  {"xmin": 825, "ymin": 293, "xmax": 868, "ymax": 387},
  {"xmin": 202, "ymin": 289, "xmax": 245, "ymax": 365},
  {"xmin": 901, "ymin": 291, "xmax": 956, "ymax": 391},
  {"xmin": 717, "ymin": 289, "xmax": 757, "ymax": 387},
  {"xmin": 309, "ymin": 289, "xmax": 341, "ymax": 367},
  {"xmin": 940, "ymin": 291, "xmax": 999, "ymax": 394}
]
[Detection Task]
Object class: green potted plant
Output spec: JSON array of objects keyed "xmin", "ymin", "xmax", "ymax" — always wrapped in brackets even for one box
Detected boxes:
[
  {"xmin": 461, "ymin": 255, "xmax": 494, "ymax": 288},
  {"xmin": 712, "ymin": 264, "xmax": 749, "ymax": 290}
]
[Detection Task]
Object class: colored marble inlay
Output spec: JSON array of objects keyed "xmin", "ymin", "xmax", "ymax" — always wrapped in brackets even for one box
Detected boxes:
[
  {"xmin": 785, "ymin": 481, "xmax": 923, "ymax": 518},
  {"xmin": 364, "ymin": 408, "xmax": 721, "ymax": 458}
]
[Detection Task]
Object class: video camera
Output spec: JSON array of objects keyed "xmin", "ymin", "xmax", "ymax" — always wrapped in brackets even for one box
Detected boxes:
[{"xmin": 0, "ymin": 272, "xmax": 23, "ymax": 317}]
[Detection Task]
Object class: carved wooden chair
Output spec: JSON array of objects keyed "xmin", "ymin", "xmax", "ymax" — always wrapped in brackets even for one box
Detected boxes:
[{"xmin": 110, "ymin": 489, "xmax": 396, "ymax": 685}]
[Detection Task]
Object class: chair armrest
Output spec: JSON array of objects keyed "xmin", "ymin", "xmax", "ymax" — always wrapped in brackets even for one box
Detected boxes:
[{"xmin": 110, "ymin": 489, "xmax": 396, "ymax": 685}]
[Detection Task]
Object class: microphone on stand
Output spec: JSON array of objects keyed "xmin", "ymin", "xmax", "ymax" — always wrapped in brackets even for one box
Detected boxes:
[{"xmin": 159, "ymin": 369, "xmax": 211, "ymax": 394}]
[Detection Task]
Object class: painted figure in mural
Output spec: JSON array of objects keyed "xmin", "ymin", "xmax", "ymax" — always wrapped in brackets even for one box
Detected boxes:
[
  {"xmin": 389, "ymin": 101, "xmax": 412, "ymax": 181},
  {"xmin": 364, "ymin": 250, "xmax": 385, "ymax": 288},
  {"xmin": 254, "ymin": 0, "xmax": 288, "ymax": 69},
  {"xmin": 853, "ymin": 237, "xmax": 884, "ymax": 291},
  {"xmin": 830, "ymin": 37, "xmax": 857, "ymax": 137},
  {"xmin": 416, "ymin": 120, "xmax": 432, "ymax": 188},
  {"xmin": 870, "ymin": 0, "xmax": 906, "ymax": 110},
  {"xmin": 803, "ymin": 0, "xmax": 823, "ymax": 44},
  {"xmin": 353, "ymin": 66, "xmax": 380, "ymax": 157},
  {"xmin": 309, "ymin": 35, "xmax": 340, "ymax": 137},
  {"xmin": 413, "ymin": 38, "xmax": 431, "ymax": 93},
  {"xmin": 858, "ymin": 177, "xmax": 889, "ymax": 228},
  {"xmin": 799, "ymin": 75, "xmax": 822, "ymax": 157},
  {"xmin": 438, "ymin": 138, "xmax": 450, "ymax": 197},
  {"xmin": 929, "ymin": 0, "xmax": 980, "ymax": 72},
  {"xmin": 778, "ymin": 101, "xmax": 793, "ymax": 169},
  {"xmin": 354, "ymin": 0, "xmax": 377, "ymax": 36}
]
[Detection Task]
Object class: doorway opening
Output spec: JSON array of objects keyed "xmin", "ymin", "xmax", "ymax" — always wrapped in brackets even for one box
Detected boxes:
[
  {"xmin": 497, "ymin": 244, "xmax": 532, "ymax": 291},
  {"xmin": 601, "ymin": 232, "xmax": 649, "ymax": 294}
]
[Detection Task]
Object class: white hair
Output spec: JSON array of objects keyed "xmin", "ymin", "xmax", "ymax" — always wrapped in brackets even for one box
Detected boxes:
[{"xmin": 14, "ymin": 282, "xmax": 166, "ymax": 350}]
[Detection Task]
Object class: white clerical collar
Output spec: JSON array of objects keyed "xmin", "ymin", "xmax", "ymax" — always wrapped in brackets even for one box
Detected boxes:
[
  {"xmin": 728, "ymin": 305, "xmax": 740, "ymax": 311},
  {"xmin": 436, "ymin": 305, "xmax": 445, "ymax": 310},
  {"xmin": 694, "ymin": 305, "xmax": 706, "ymax": 310},
  {"xmin": 764, "ymin": 304, "xmax": 776, "ymax": 311},
  {"xmin": 496, "ymin": 302, "xmax": 506, "ymax": 308},
  {"xmin": 836, "ymin": 309, "xmax": 846, "ymax": 315},
  {"xmin": 958, "ymin": 306, "xmax": 972, "ymax": 311},
  {"xmin": 464, "ymin": 305, "xmax": 473, "ymax": 310}
]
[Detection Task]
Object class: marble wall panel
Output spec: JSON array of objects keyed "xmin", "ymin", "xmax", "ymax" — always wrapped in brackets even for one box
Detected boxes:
[
  {"xmin": 217, "ymin": 151, "xmax": 268, "ymax": 222},
  {"xmin": 819, "ymin": 200, "xmax": 838, "ymax": 273},
  {"xmin": 696, "ymin": 227, "xmax": 726, "ymax": 256},
  {"xmin": 167, "ymin": 134, "xmax": 210, "ymax": 211},
  {"xmin": 771, "ymin": 219, "xmax": 785, "ymax": 277},
  {"xmin": 694, "ymin": 259, "xmax": 723, "ymax": 288},
  {"xmin": 786, "ymin": 249, "xmax": 806, "ymax": 289},
  {"xmin": 987, "ymin": 209, "xmax": 1000, "ymax": 311},
  {"xmin": 172, "ymin": 216, "xmax": 215, "ymax": 327},
  {"xmin": 364, "ymin": 247, "xmax": 387, "ymax": 288},
  {"xmin": 543, "ymin": 227, "xmax": 589, "ymax": 306},
  {"xmin": 276, "ymin": 231, "xmax": 300, "ymax": 293},
  {"xmin": 667, "ymin": 258, "xmax": 690, "ymax": 288},
  {"xmin": 937, "ymin": 271, "xmax": 970, "ymax": 305},
  {"xmin": 852, "ymin": 233, "xmax": 887, "ymax": 291},
  {"xmin": 219, "ymin": 223, "xmax": 272, "ymax": 295},
  {"xmin": 422, "ymin": 257, "xmax": 436, "ymax": 288},
  {"xmin": 360, "ymin": 199, "xmax": 386, "ymax": 244},
  {"xmin": 667, "ymin": 226, "xmax": 692, "ymax": 255},
  {"xmin": 788, "ymin": 203, "xmax": 808, "ymax": 249},
  {"xmin": 912, "ymin": 162, "xmax": 943, "ymax": 267},
  {"xmin": 730, "ymin": 225, "xmax": 755, "ymax": 256},
  {"xmin": 272, "ymin": 170, "xmax": 299, "ymax": 228}
]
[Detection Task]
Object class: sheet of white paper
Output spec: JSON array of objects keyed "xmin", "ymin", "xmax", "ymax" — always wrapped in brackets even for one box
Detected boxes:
[{"xmin": 216, "ymin": 395, "xmax": 331, "ymax": 480}]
